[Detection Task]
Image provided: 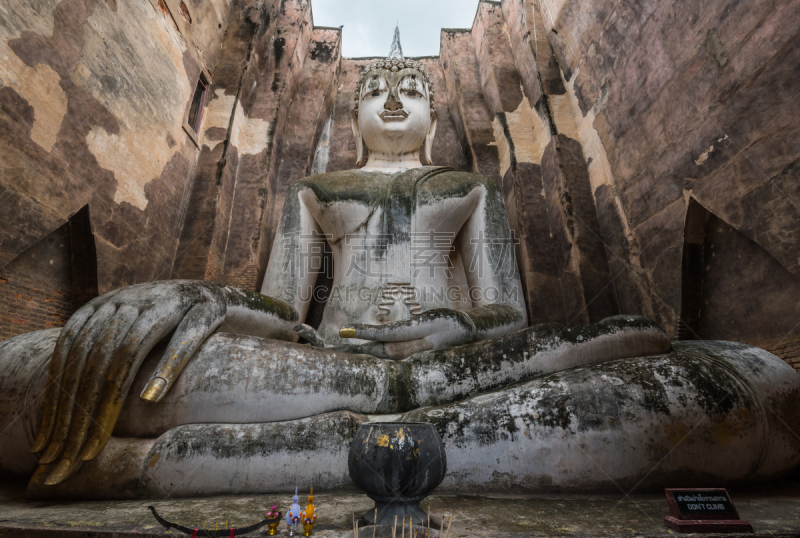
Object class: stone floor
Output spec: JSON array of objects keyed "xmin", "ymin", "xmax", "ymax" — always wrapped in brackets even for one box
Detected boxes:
[{"xmin": 1, "ymin": 480, "xmax": 800, "ymax": 537}]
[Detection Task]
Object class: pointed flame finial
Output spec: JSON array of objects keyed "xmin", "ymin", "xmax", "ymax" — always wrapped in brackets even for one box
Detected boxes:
[{"xmin": 388, "ymin": 23, "xmax": 404, "ymax": 60}]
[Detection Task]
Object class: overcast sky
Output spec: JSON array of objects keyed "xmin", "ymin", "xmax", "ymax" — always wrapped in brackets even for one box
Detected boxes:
[{"xmin": 310, "ymin": 0, "xmax": 482, "ymax": 58}]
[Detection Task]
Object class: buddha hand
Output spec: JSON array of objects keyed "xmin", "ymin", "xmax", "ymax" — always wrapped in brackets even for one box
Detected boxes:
[
  {"xmin": 339, "ymin": 308, "xmax": 477, "ymax": 359},
  {"xmin": 30, "ymin": 280, "xmax": 228, "ymax": 485}
]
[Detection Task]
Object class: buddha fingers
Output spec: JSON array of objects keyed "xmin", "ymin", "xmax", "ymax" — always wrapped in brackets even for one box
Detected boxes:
[
  {"xmin": 76, "ymin": 300, "xmax": 198, "ymax": 466},
  {"xmin": 43, "ymin": 305, "xmax": 139, "ymax": 485},
  {"xmin": 139, "ymin": 297, "xmax": 226, "ymax": 403},
  {"xmin": 340, "ymin": 309, "xmax": 474, "ymax": 342},
  {"xmin": 37, "ymin": 302, "xmax": 118, "ymax": 465},
  {"xmin": 29, "ymin": 302, "xmax": 97, "ymax": 454},
  {"xmin": 293, "ymin": 324, "xmax": 327, "ymax": 348},
  {"xmin": 31, "ymin": 290, "xmax": 125, "ymax": 455},
  {"xmin": 31, "ymin": 282, "xmax": 231, "ymax": 485}
]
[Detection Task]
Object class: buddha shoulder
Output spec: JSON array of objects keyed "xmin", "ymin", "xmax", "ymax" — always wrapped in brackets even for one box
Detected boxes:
[
  {"xmin": 286, "ymin": 168, "xmax": 499, "ymax": 205},
  {"xmin": 416, "ymin": 170, "xmax": 501, "ymax": 202},
  {"xmin": 289, "ymin": 169, "xmax": 394, "ymax": 206}
]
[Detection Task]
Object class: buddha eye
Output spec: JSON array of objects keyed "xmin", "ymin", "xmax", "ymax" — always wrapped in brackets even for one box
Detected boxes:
[
  {"xmin": 400, "ymin": 77, "xmax": 421, "ymax": 96},
  {"xmin": 367, "ymin": 79, "xmax": 380, "ymax": 92}
]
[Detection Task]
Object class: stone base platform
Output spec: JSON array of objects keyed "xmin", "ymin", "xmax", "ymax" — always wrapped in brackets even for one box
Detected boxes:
[{"xmin": 2, "ymin": 480, "xmax": 800, "ymax": 537}]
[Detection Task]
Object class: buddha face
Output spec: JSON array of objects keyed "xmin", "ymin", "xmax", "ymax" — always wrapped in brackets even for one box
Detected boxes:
[{"xmin": 354, "ymin": 69, "xmax": 436, "ymax": 158}]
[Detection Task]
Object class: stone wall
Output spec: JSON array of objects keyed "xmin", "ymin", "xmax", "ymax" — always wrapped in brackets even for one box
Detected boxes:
[
  {"xmin": 541, "ymin": 0, "xmax": 800, "ymax": 362},
  {"xmin": 2, "ymin": 0, "xmax": 799, "ymax": 373},
  {"xmin": 0, "ymin": 0, "xmax": 250, "ymax": 329}
]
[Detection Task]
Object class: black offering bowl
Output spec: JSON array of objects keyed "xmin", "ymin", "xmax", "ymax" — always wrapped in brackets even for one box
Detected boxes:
[{"xmin": 348, "ymin": 422, "xmax": 446, "ymax": 526}]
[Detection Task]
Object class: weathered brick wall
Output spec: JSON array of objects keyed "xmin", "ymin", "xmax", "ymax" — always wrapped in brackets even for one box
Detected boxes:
[
  {"xmin": 224, "ymin": 265, "xmax": 261, "ymax": 291},
  {"xmin": 0, "ymin": 224, "xmax": 75, "ymax": 342},
  {"xmin": 0, "ymin": 273, "xmax": 73, "ymax": 342},
  {"xmin": 768, "ymin": 341, "xmax": 800, "ymax": 372}
]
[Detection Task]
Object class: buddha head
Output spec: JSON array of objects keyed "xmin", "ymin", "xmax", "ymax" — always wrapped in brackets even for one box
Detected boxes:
[{"xmin": 350, "ymin": 27, "xmax": 438, "ymax": 166}]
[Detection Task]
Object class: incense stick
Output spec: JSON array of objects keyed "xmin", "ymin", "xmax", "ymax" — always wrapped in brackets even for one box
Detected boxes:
[
  {"xmin": 373, "ymin": 508, "xmax": 377, "ymax": 538},
  {"xmin": 444, "ymin": 514, "xmax": 453, "ymax": 538},
  {"xmin": 393, "ymin": 515, "xmax": 398, "ymax": 538}
]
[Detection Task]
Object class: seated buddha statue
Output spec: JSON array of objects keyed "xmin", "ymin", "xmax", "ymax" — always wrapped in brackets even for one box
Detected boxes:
[{"xmin": 0, "ymin": 33, "xmax": 798, "ymax": 499}]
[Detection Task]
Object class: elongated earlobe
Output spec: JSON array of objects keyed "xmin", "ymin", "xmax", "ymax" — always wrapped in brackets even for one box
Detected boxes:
[
  {"xmin": 423, "ymin": 110, "xmax": 438, "ymax": 165},
  {"xmin": 350, "ymin": 109, "xmax": 365, "ymax": 166}
]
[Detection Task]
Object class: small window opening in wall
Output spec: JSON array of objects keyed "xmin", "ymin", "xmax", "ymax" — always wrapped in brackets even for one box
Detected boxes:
[
  {"xmin": 179, "ymin": 1, "xmax": 192, "ymax": 23},
  {"xmin": 187, "ymin": 74, "xmax": 208, "ymax": 133}
]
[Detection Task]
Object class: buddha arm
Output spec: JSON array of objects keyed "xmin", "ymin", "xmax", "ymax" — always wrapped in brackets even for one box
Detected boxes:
[
  {"xmin": 211, "ymin": 183, "xmax": 325, "ymax": 342},
  {"xmin": 224, "ymin": 182, "xmax": 322, "ymax": 341},
  {"xmin": 217, "ymin": 287, "xmax": 299, "ymax": 342},
  {"xmin": 455, "ymin": 180, "xmax": 528, "ymax": 339}
]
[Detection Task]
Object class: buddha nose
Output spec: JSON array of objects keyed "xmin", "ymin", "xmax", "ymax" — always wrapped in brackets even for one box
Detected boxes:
[{"xmin": 384, "ymin": 88, "xmax": 403, "ymax": 111}]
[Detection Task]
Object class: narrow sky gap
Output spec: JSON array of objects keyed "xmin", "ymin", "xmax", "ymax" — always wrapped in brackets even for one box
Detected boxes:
[{"xmin": 310, "ymin": 0, "xmax": 482, "ymax": 58}]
